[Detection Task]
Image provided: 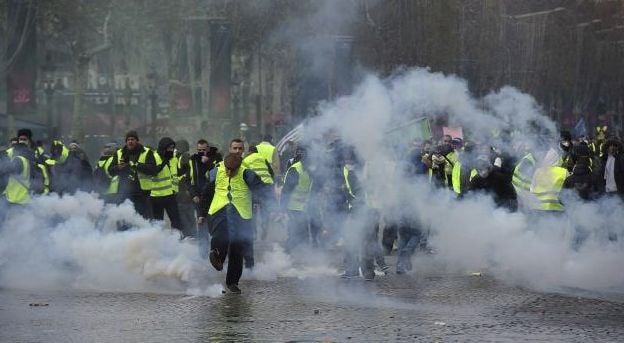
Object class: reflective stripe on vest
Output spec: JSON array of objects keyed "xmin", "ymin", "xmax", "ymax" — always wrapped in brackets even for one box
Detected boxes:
[
  {"xmin": 343, "ymin": 166, "xmax": 354, "ymax": 198},
  {"xmin": 452, "ymin": 161, "xmax": 462, "ymax": 194},
  {"xmin": 256, "ymin": 142, "xmax": 275, "ymax": 165},
  {"xmin": 115, "ymin": 147, "xmax": 153, "ymax": 191},
  {"xmin": 150, "ymin": 152, "xmax": 174, "ymax": 197},
  {"xmin": 102, "ymin": 155, "xmax": 118, "ymax": 194},
  {"xmin": 530, "ymin": 166, "xmax": 567, "ymax": 211},
  {"xmin": 37, "ymin": 163, "xmax": 50, "ymax": 194},
  {"xmin": 170, "ymin": 155, "xmax": 179, "ymax": 193},
  {"xmin": 512, "ymin": 153, "xmax": 536, "ymax": 192},
  {"xmin": 4, "ymin": 156, "xmax": 30, "ymax": 204},
  {"xmin": 208, "ymin": 163, "xmax": 252, "ymax": 219},
  {"xmin": 286, "ymin": 161, "xmax": 312, "ymax": 211},
  {"xmin": 243, "ymin": 153, "xmax": 273, "ymax": 184}
]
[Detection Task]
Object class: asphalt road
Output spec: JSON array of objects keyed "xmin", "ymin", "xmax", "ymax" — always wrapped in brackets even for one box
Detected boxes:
[{"xmin": 2, "ymin": 248, "xmax": 623, "ymax": 343}]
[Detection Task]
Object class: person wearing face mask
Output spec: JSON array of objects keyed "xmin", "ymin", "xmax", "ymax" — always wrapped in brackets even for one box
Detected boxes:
[
  {"xmin": 150, "ymin": 137, "xmax": 183, "ymax": 234},
  {"xmin": 559, "ymin": 131, "xmax": 574, "ymax": 172}
]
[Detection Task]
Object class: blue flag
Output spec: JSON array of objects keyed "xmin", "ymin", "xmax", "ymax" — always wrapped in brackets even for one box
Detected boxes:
[{"xmin": 572, "ymin": 117, "xmax": 587, "ymax": 138}]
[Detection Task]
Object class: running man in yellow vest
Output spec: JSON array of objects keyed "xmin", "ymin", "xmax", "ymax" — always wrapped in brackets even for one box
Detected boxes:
[
  {"xmin": 198, "ymin": 146, "xmax": 266, "ymax": 294},
  {"xmin": 151, "ymin": 137, "xmax": 183, "ymax": 234}
]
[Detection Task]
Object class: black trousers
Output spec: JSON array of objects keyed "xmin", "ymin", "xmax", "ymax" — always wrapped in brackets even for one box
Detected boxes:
[
  {"xmin": 210, "ymin": 207, "xmax": 254, "ymax": 286},
  {"xmin": 151, "ymin": 195, "xmax": 182, "ymax": 232},
  {"xmin": 178, "ymin": 201, "xmax": 197, "ymax": 237},
  {"xmin": 117, "ymin": 193, "xmax": 152, "ymax": 219}
]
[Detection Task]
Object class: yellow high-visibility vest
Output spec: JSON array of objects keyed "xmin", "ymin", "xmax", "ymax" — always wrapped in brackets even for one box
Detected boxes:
[
  {"xmin": 4, "ymin": 156, "xmax": 30, "ymax": 204},
  {"xmin": 150, "ymin": 152, "xmax": 175, "ymax": 197},
  {"xmin": 208, "ymin": 162, "xmax": 252, "ymax": 219},
  {"xmin": 285, "ymin": 161, "xmax": 312, "ymax": 211},
  {"xmin": 530, "ymin": 166, "xmax": 567, "ymax": 211},
  {"xmin": 113, "ymin": 147, "xmax": 153, "ymax": 192},
  {"xmin": 243, "ymin": 152, "xmax": 273, "ymax": 184},
  {"xmin": 256, "ymin": 142, "xmax": 275, "ymax": 164}
]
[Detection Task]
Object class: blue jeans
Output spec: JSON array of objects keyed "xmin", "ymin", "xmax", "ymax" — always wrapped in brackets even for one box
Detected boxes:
[{"xmin": 397, "ymin": 224, "xmax": 423, "ymax": 272}]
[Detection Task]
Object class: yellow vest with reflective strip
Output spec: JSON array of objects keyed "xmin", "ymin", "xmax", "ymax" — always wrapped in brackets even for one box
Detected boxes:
[
  {"xmin": 256, "ymin": 142, "xmax": 275, "ymax": 164},
  {"xmin": 4, "ymin": 156, "xmax": 30, "ymax": 204},
  {"xmin": 530, "ymin": 166, "xmax": 567, "ymax": 211},
  {"xmin": 243, "ymin": 152, "xmax": 273, "ymax": 184},
  {"xmin": 99, "ymin": 156, "xmax": 118, "ymax": 194},
  {"xmin": 208, "ymin": 162, "xmax": 252, "ymax": 219},
  {"xmin": 150, "ymin": 152, "xmax": 175, "ymax": 197},
  {"xmin": 170, "ymin": 155, "xmax": 179, "ymax": 193},
  {"xmin": 37, "ymin": 163, "xmax": 50, "ymax": 194},
  {"xmin": 343, "ymin": 166, "xmax": 354, "ymax": 199},
  {"xmin": 452, "ymin": 161, "xmax": 462, "ymax": 194},
  {"xmin": 512, "ymin": 153, "xmax": 535, "ymax": 193},
  {"xmin": 285, "ymin": 161, "xmax": 312, "ymax": 211},
  {"xmin": 452, "ymin": 161, "xmax": 478, "ymax": 194},
  {"xmin": 115, "ymin": 147, "xmax": 153, "ymax": 191}
]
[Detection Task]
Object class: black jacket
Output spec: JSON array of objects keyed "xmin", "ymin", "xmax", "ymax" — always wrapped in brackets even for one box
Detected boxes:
[
  {"xmin": 107, "ymin": 144, "xmax": 158, "ymax": 196},
  {"xmin": 598, "ymin": 153, "xmax": 624, "ymax": 194}
]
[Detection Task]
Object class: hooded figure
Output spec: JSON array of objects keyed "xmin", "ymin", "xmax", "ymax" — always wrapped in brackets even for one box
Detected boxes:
[{"xmin": 157, "ymin": 137, "xmax": 176, "ymax": 161}]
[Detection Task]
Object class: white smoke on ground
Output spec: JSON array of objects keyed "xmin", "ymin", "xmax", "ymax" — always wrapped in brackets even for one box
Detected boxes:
[
  {"xmin": 0, "ymin": 192, "xmax": 339, "ymax": 296},
  {"xmin": 296, "ymin": 67, "xmax": 624, "ymax": 295},
  {"xmin": 247, "ymin": 244, "xmax": 337, "ymax": 281},
  {"xmin": 0, "ymin": 192, "xmax": 222, "ymax": 297}
]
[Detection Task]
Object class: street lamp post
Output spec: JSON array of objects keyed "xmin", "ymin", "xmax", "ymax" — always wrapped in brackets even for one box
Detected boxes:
[
  {"xmin": 43, "ymin": 78, "xmax": 55, "ymax": 140},
  {"xmin": 146, "ymin": 71, "xmax": 158, "ymax": 146}
]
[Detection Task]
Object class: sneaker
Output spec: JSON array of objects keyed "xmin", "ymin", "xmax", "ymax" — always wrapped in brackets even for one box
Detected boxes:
[
  {"xmin": 363, "ymin": 272, "xmax": 375, "ymax": 281},
  {"xmin": 379, "ymin": 265, "xmax": 390, "ymax": 275},
  {"xmin": 209, "ymin": 249, "xmax": 223, "ymax": 271},
  {"xmin": 340, "ymin": 272, "xmax": 358, "ymax": 279},
  {"xmin": 226, "ymin": 284, "xmax": 242, "ymax": 294}
]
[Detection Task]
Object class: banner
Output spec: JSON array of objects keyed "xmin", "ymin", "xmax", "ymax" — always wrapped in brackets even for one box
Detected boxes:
[
  {"xmin": 209, "ymin": 23, "xmax": 231, "ymax": 118},
  {"xmin": 6, "ymin": 0, "xmax": 37, "ymax": 115}
]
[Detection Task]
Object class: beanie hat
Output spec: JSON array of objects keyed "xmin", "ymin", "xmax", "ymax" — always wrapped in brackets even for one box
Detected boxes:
[
  {"xmin": 17, "ymin": 128, "xmax": 32, "ymax": 139},
  {"xmin": 125, "ymin": 130, "xmax": 139, "ymax": 141}
]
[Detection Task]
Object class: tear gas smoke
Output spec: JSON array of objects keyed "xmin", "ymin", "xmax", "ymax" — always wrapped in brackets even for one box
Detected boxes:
[
  {"xmin": 297, "ymin": 67, "xmax": 624, "ymax": 296},
  {"xmin": 0, "ymin": 192, "xmax": 336, "ymax": 296},
  {"xmin": 0, "ymin": 67, "xmax": 621, "ymax": 298}
]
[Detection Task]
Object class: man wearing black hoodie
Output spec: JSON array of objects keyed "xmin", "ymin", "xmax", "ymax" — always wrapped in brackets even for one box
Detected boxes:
[{"xmin": 107, "ymin": 131, "xmax": 158, "ymax": 220}]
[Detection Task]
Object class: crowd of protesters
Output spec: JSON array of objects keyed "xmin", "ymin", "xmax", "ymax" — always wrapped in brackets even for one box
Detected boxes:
[{"xmin": 0, "ymin": 124, "xmax": 622, "ymax": 292}]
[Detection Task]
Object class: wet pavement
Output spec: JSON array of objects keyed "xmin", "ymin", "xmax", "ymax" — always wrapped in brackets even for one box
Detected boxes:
[{"xmin": 1, "ymin": 253, "xmax": 624, "ymax": 342}]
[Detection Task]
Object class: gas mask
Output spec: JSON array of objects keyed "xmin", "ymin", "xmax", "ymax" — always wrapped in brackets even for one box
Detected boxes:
[{"xmin": 560, "ymin": 140, "xmax": 571, "ymax": 152}]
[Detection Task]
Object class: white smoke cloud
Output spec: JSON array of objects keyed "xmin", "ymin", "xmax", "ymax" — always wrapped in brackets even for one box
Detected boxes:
[
  {"xmin": 0, "ymin": 192, "xmax": 222, "ymax": 296},
  {"xmin": 296, "ymin": 67, "xmax": 624, "ymax": 296},
  {"xmin": 0, "ymin": 64, "xmax": 621, "ymax": 300}
]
